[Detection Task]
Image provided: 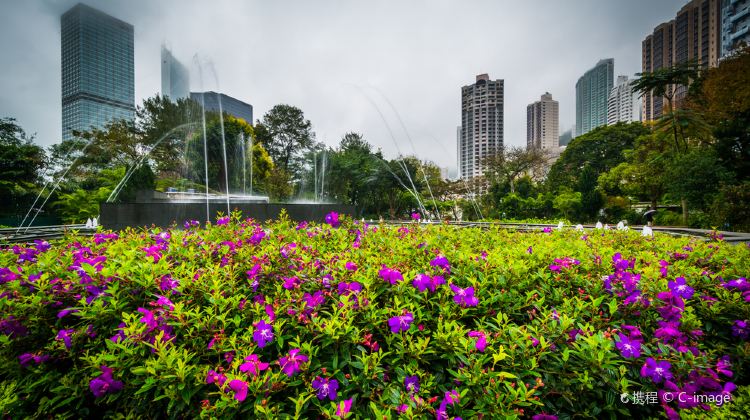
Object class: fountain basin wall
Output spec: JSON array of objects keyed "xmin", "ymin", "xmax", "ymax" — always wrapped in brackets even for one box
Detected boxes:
[{"xmin": 100, "ymin": 202, "xmax": 356, "ymax": 230}]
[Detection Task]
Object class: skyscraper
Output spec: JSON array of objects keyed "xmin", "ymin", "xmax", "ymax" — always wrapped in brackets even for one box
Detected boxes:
[
  {"xmin": 642, "ymin": 0, "xmax": 722, "ymax": 121},
  {"xmin": 161, "ymin": 45, "xmax": 190, "ymax": 100},
  {"xmin": 575, "ymin": 59, "xmax": 614, "ymax": 137},
  {"xmin": 607, "ymin": 76, "xmax": 641, "ymax": 125},
  {"xmin": 721, "ymin": 0, "xmax": 750, "ymax": 58},
  {"xmin": 190, "ymin": 92, "xmax": 253, "ymax": 124},
  {"xmin": 526, "ymin": 92, "xmax": 559, "ymax": 150},
  {"xmin": 458, "ymin": 74, "xmax": 504, "ymax": 180},
  {"xmin": 61, "ymin": 3, "xmax": 134, "ymax": 142}
]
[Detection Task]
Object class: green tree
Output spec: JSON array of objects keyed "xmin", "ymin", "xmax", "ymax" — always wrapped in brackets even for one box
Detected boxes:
[
  {"xmin": 578, "ymin": 165, "xmax": 603, "ymax": 220},
  {"xmin": 255, "ymin": 105, "xmax": 315, "ymax": 178},
  {"xmin": 689, "ymin": 46, "xmax": 750, "ymax": 182},
  {"xmin": 632, "ymin": 62, "xmax": 700, "ymax": 152},
  {"xmin": 136, "ymin": 95, "xmax": 205, "ymax": 173},
  {"xmin": 0, "ymin": 118, "xmax": 46, "ymax": 223},
  {"xmin": 546, "ymin": 122, "xmax": 649, "ymax": 193},
  {"xmin": 553, "ymin": 189, "xmax": 582, "ymax": 220},
  {"xmin": 663, "ymin": 148, "xmax": 732, "ymax": 211},
  {"xmin": 483, "ymin": 146, "xmax": 547, "ymax": 194},
  {"xmin": 632, "ymin": 62, "xmax": 709, "ymax": 223},
  {"xmin": 598, "ymin": 133, "xmax": 669, "ymax": 211},
  {"xmin": 187, "ymin": 115, "xmax": 273, "ymax": 195},
  {"xmin": 264, "ymin": 167, "xmax": 294, "ymax": 202}
]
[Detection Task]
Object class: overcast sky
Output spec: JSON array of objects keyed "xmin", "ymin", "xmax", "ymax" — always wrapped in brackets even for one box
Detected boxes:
[{"xmin": 0, "ymin": 0, "xmax": 686, "ymax": 171}]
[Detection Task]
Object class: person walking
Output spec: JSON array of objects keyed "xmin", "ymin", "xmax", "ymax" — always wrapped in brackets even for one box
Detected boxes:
[{"xmin": 643, "ymin": 209, "xmax": 656, "ymax": 227}]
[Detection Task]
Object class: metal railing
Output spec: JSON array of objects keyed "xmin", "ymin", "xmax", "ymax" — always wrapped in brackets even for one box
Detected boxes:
[{"xmin": 2, "ymin": 221, "xmax": 749, "ymax": 245}]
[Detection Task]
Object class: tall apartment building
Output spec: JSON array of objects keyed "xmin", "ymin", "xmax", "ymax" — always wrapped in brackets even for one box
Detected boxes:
[
  {"xmin": 722, "ymin": 0, "xmax": 750, "ymax": 57},
  {"xmin": 161, "ymin": 45, "xmax": 190, "ymax": 100},
  {"xmin": 607, "ymin": 76, "xmax": 641, "ymax": 125},
  {"xmin": 458, "ymin": 74, "xmax": 504, "ymax": 180},
  {"xmin": 61, "ymin": 3, "xmax": 134, "ymax": 142},
  {"xmin": 642, "ymin": 0, "xmax": 722, "ymax": 121},
  {"xmin": 190, "ymin": 92, "xmax": 253, "ymax": 123},
  {"xmin": 575, "ymin": 58, "xmax": 614, "ymax": 137},
  {"xmin": 526, "ymin": 92, "xmax": 559, "ymax": 150}
]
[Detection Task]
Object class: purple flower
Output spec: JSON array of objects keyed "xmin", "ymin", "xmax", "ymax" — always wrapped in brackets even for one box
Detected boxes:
[
  {"xmin": 411, "ymin": 212, "xmax": 421, "ymax": 220},
  {"xmin": 542, "ymin": 227, "xmax": 552, "ymax": 233},
  {"xmin": 253, "ymin": 320, "xmax": 274, "ymax": 348},
  {"xmin": 568, "ymin": 329, "xmax": 583, "ymax": 342},
  {"xmin": 659, "ymin": 260, "xmax": 669, "ymax": 278},
  {"xmin": 279, "ymin": 349, "xmax": 308, "ymax": 377},
  {"xmin": 378, "ymin": 265, "xmax": 403, "ymax": 285},
  {"xmin": 731, "ymin": 320, "xmax": 749, "ymax": 340},
  {"xmin": 228, "ymin": 379, "xmax": 248, "ymax": 402},
  {"xmin": 155, "ymin": 295, "xmax": 174, "ymax": 310},
  {"xmin": 444, "ymin": 389, "xmax": 460, "ymax": 405},
  {"xmin": 668, "ymin": 277, "xmax": 694, "ymax": 299},
  {"xmin": 530, "ymin": 336, "xmax": 540, "ymax": 347},
  {"xmin": 206, "ymin": 369, "xmax": 227, "ymax": 386},
  {"xmin": 615, "ymin": 333, "xmax": 641, "ymax": 358},
  {"xmin": 549, "ymin": 257, "xmax": 581, "ymax": 272},
  {"xmin": 216, "ymin": 216, "xmax": 230, "ymax": 225},
  {"xmin": 57, "ymin": 308, "xmax": 78, "ymax": 318},
  {"xmin": 345, "ymin": 261, "xmax": 358, "ymax": 271},
  {"xmin": 468, "ymin": 331, "xmax": 487, "ymax": 352},
  {"xmin": 89, "ymin": 365, "xmax": 123, "ymax": 397},
  {"xmin": 159, "ymin": 275, "xmax": 179, "ymax": 293},
  {"xmin": 335, "ymin": 398, "xmax": 353, "ymax": 416},
  {"xmin": 450, "ymin": 283, "xmax": 479, "ymax": 307},
  {"xmin": 717, "ymin": 356, "xmax": 733, "ymax": 377},
  {"xmin": 18, "ymin": 352, "xmax": 49, "ymax": 367},
  {"xmin": 640, "ymin": 358, "xmax": 672, "ymax": 384},
  {"xmin": 412, "ymin": 273, "xmax": 445, "ymax": 293},
  {"xmin": 325, "ymin": 212, "xmax": 341, "ymax": 228},
  {"xmin": 240, "ymin": 354, "xmax": 269, "ymax": 377},
  {"xmin": 338, "ymin": 281, "xmax": 363, "ymax": 296},
  {"xmin": 137, "ymin": 308, "xmax": 158, "ymax": 332},
  {"xmin": 0, "ymin": 316, "xmax": 28, "ymax": 338},
  {"xmin": 282, "ymin": 276, "xmax": 302, "ymax": 289},
  {"xmin": 388, "ymin": 313, "xmax": 413, "ymax": 333},
  {"xmin": 110, "ymin": 323, "xmax": 127, "ymax": 343},
  {"xmin": 404, "ymin": 375, "xmax": 420, "ymax": 393},
  {"xmin": 303, "ymin": 291, "xmax": 326, "ymax": 310},
  {"xmin": 312, "ymin": 376, "xmax": 339, "ymax": 401},
  {"xmin": 56, "ymin": 329, "xmax": 75, "ymax": 349},
  {"xmin": 430, "ymin": 255, "xmax": 451, "ymax": 274},
  {"xmin": 722, "ymin": 277, "xmax": 749, "ymax": 291},
  {"xmin": 280, "ymin": 243, "xmax": 297, "ymax": 258}
]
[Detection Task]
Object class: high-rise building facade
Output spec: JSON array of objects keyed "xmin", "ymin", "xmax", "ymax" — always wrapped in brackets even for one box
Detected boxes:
[
  {"xmin": 642, "ymin": 0, "xmax": 722, "ymax": 121},
  {"xmin": 722, "ymin": 0, "xmax": 750, "ymax": 57},
  {"xmin": 190, "ymin": 92, "xmax": 253, "ymax": 123},
  {"xmin": 61, "ymin": 3, "xmax": 134, "ymax": 142},
  {"xmin": 161, "ymin": 45, "xmax": 190, "ymax": 100},
  {"xmin": 526, "ymin": 92, "xmax": 559, "ymax": 150},
  {"xmin": 575, "ymin": 58, "xmax": 614, "ymax": 137},
  {"xmin": 607, "ymin": 76, "xmax": 642, "ymax": 125},
  {"xmin": 458, "ymin": 74, "xmax": 504, "ymax": 180}
]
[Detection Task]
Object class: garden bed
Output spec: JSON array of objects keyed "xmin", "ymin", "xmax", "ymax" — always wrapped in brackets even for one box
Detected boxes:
[{"xmin": 1, "ymin": 212, "xmax": 748, "ymax": 418}]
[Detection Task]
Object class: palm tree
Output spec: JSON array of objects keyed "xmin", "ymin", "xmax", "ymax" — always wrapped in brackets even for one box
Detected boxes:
[
  {"xmin": 632, "ymin": 61, "xmax": 707, "ymax": 225},
  {"xmin": 632, "ymin": 62, "xmax": 700, "ymax": 153}
]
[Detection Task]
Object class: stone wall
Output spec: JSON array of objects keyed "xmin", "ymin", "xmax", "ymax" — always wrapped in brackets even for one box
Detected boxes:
[{"xmin": 100, "ymin": 202, "xmax": 356, "ymax": 230}]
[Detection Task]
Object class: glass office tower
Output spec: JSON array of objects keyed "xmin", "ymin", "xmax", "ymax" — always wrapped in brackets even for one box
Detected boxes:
[{"xmin": 61, "ymin": 3, "xmax": 135, "ymax": 142}]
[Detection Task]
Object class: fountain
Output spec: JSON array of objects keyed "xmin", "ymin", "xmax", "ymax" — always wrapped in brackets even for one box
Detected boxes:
[{"xmin": 98, "ymin": 57, "xmax": 353, "ymax": 230}]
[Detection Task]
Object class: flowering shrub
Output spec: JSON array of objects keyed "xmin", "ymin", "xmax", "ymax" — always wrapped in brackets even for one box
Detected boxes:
[{"xmin": 1, "ymin": 211, "xmax": 749, "ymax": 418}]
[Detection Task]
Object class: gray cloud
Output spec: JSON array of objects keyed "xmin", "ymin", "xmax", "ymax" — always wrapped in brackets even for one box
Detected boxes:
[{"xmin": 0, "ymin": 0, "xmax": 686, "ymax": 171}]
